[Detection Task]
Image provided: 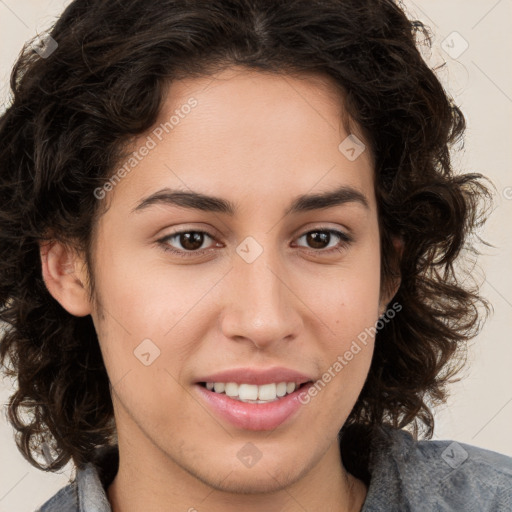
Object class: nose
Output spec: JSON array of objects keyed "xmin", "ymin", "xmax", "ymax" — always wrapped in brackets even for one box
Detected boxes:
[{"xmin": 219, "ymin": 242, "xmax": 303, "ymax": 350}]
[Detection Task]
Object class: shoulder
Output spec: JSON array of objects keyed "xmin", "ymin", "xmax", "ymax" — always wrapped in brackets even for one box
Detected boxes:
[
  {"xmin": 363, "ymin": 425, "xmax": 512, "ymax": 511},
  {"xmin": 36, "ymin": 482, "xmax": 78, "ymax": 512},
  {"xmin": 36, "ymin": 446, "xmax": 117, "ymax": 512}
]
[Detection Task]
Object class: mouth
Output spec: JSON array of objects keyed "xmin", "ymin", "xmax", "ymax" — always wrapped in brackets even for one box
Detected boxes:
[{"xmin": 195, "ymin": 379, "xmax": 314, "ymax": 431}]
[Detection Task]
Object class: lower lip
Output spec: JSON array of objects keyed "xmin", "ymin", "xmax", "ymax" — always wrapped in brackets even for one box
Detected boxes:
[{"xmin": 195, "ymin": 383, "xmax": 313, "ymax": 431}]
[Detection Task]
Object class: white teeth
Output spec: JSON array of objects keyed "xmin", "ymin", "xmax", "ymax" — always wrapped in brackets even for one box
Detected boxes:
[
  {"xmin": 238, "ymin": 384, "xmax": 258, "ymax": 400},
  {"xmin": 258, "ymin": 383, "xmax": 276, "ymax": 401},
  {"xmin": 276, "ymin": 382, "xmax": 287, "ymax": 397},
  {"xmin": 205, "ymin": 381, "xmax": 298, "ymax": 402},
  {"xmin": 213, "ymin": 382, "xmax": 225, "ymax": 393},
  {"xmin": 225, "ymin": 382, "xmax": 238, "ymax": 397}
]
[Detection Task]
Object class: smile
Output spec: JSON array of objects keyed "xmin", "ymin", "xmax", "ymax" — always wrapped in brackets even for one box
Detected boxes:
[{"xmin": 196, "ymin": 380, "xmax": 314, "ymax": 430}]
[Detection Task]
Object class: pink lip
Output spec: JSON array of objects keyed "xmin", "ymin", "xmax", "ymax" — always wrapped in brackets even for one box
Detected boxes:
[
  {"xmin": 195, "ymin": 366, "xmax": 313, "ymax": 386},
  {"xmin": 195, "ymin": 381, "xmax": 314, "ymax": 431}
]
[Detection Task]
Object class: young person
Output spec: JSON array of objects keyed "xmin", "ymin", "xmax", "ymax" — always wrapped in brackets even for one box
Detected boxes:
[{"xmin": 1, "ymin": 0, "xmax": 511, "ymax": 510}]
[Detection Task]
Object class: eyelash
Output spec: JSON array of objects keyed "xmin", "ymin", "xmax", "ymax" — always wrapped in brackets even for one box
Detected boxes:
[{"xmin": 157, "ymin": 227, "xmax": 353, "ymax": 259}]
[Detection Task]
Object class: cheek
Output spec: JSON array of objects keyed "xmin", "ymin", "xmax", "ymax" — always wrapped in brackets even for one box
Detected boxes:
[
  {"xmin": 90, "ymin": 251, "xmax": 222, "ymax": 392},
  {"xmin": 92, "ymin": 242, "xmax": 210, "ymax": 334},
  {"xmin": 303, "ymin": 237, "xmax": 382, "ymax": 339},
  {"xmin": 300, "ymin": 236, "xmax": 381, "ymax": 393},
  {"xmin": 299, "ymin": 271, "xmax": 378, "ymax": 425}
]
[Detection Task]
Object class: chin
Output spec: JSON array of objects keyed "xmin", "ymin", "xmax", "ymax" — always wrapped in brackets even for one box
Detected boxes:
[
  {"xmin": 183, "ymin": 449, "xmax": 316, "ymax": 496},
  {"xmin": 199, "ymin": 467, "xmax": 301, "ymax": 495}
]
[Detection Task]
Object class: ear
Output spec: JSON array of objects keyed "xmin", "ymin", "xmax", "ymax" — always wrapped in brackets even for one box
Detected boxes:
[
  {"xmin": 39, "ymin": 240, "xmax": 92, "ymax": 317},
  {"xmin": 378, "ymin": 236, "xmax": 403, "ymax": 317}
]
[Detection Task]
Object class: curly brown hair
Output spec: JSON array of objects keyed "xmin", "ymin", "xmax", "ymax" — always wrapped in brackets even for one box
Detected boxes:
[{"xmin": 0, "ymin": 0, "xmax": 491, "ymax": 483}]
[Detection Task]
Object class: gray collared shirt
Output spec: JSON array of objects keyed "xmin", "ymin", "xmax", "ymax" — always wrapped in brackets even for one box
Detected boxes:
[{"xmin": 37, "ymin": 426, "xmax": 512, "ymax": 511}]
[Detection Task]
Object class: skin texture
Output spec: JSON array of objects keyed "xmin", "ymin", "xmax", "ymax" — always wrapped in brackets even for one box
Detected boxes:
[{"xmin": 41, "ymin": 67, "xmax": 398, "ymax": 511}]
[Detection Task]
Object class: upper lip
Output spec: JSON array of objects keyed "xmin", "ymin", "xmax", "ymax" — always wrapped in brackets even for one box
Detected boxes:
[{"xmin": 196, "ymin": 367, "xmax": 313, "ymax": 386}]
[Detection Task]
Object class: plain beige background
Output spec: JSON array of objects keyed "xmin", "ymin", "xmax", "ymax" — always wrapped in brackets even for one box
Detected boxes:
[{"xmin": 1, "ymin": 0, "xmax": 511, "ymax": 510}]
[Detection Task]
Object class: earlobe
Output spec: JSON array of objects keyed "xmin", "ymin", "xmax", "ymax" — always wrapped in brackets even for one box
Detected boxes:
[
  {"xmin": 40, "ymin": 240, "xmax": 92, "ymax": 317},
  {"xmin": 378, "ymin": 282, "xmax": 400, "ymax": 318}
]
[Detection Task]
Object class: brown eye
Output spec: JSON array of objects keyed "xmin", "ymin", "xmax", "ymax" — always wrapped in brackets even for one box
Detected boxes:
[
  {"xmin": 305, "ymin": 231, "xmax": 331, "ymax": 249},
  {"xmin": 177, "ymin": 232, "xmax": 207, "ymax": 251},
  {"xmin": 295, "ymin": 229, "xmax": 351, "ymax": 252},
  {"xmin": 160, "ymin": 230, "xmax": 217, "ymax": 256}
]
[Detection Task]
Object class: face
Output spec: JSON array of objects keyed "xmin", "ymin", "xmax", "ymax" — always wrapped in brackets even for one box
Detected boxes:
[{"xmin": 81, "ymin": 67, "xmax": 387, "ymax": 493}]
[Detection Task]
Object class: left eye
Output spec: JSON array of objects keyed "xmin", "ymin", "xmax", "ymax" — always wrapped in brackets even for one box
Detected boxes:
[{"xmin": 294, "ymin": 229, "xmax": 350, "ymax": 251}]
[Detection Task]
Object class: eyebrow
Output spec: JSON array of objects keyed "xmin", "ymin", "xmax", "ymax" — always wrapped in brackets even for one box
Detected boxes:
[{"xmin": 131, "ymin": 184, "xmax": 369, "ymax": 216}]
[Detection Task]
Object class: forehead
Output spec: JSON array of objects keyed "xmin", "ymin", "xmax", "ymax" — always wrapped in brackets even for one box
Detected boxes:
[{"xmin": 105, "ymin": 67, "xmax": 375, "ymax": 216}]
